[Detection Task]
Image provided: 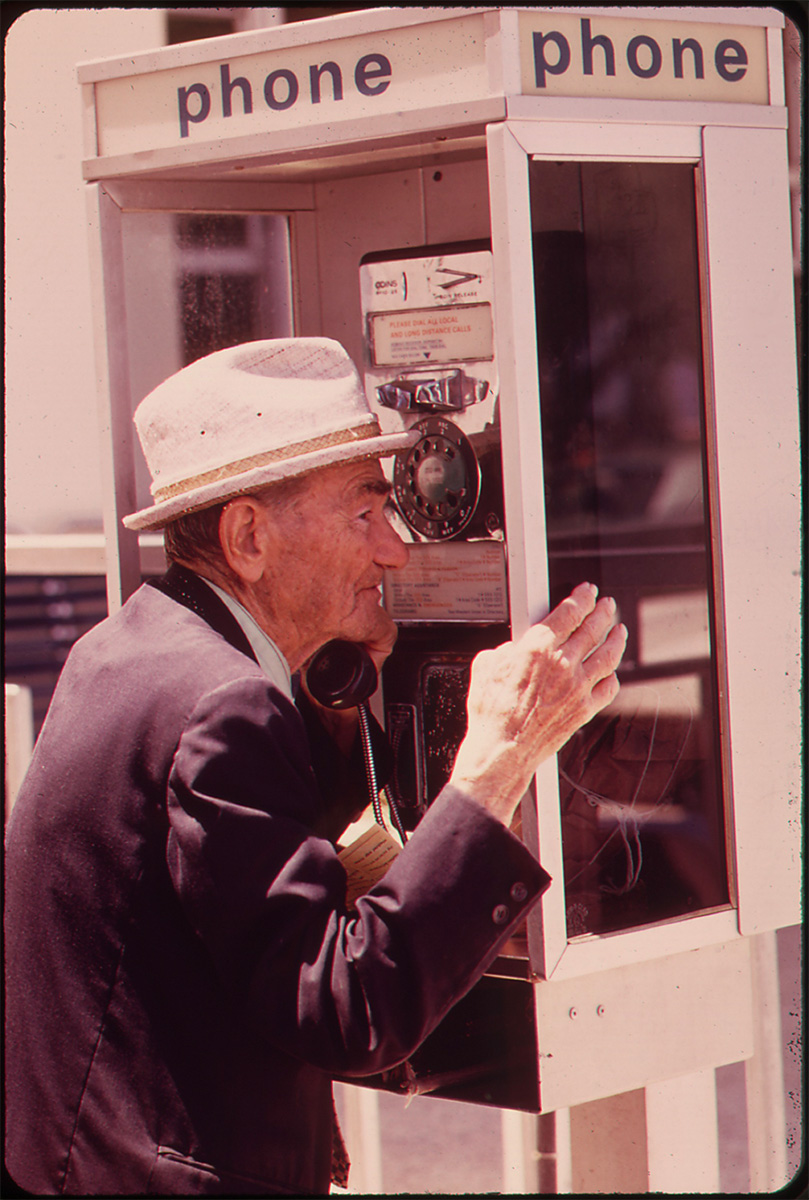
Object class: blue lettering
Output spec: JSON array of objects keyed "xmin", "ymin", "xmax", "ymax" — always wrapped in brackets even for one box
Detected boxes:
[
  {"xmin": 355, "ymin": 53, "xmax": 391, "ymax": 97},
  {"xmin": 532, "ymin": 30, "xmax": 571, "ymax": 89},
  {"xmin": 581, "ymin": 18, "xmax": 615, "ymax": 78},
  {"xmin": 220, "ymin": 63, "xmax": 253, "ymax": 118},
  {"xmin": 627, "ymin": 35, "xmax": 662, "ymax": 79},
  {"xmin": 715, "ymin": 39, "xmax": 748, "ymax": 82},
  {"xmin": 672, "ymin": 38, "xmax": 705, "ymax": 80},
  {"xmin": 177, "ymin": 83, "xmax": 211, "ymax": 138},
  {"xmin": 264, "ymin": 69, "xmax": 299, "ymax": 110},
  {"xmin": 310, "ymin": 61, "xmax": 344, "ymax": 103}
]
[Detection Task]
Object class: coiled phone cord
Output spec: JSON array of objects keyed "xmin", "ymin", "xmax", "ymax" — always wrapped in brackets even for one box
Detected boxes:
[{"xmin": 358, "ymin": 703, "xmax": 408, "ymax": 844}]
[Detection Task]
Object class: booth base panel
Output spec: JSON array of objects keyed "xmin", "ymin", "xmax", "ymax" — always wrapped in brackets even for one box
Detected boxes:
[
  {"xmin": 339, "ymin": 972, "xmax": 541, "ymax": 1113},
  {"xmin": 339, "ymin": 936, "xmax": 755, "ymax": 1115}
]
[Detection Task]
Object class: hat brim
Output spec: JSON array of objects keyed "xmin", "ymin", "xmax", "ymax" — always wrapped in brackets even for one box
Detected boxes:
[{"xmin": 122, "ymin": 429, "xmax": 418, "ymax": 531}]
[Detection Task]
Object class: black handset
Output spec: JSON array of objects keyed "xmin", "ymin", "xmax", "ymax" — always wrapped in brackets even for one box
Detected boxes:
[
  {"xmin": 305, "ymin": 640, "xmax": 407, "ymax": 842},
  {"xmin": 305, "ymin": 639, "xmax": 378, "ymax": 710}
]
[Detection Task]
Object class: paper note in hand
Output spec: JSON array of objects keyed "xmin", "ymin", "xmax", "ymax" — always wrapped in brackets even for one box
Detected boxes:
[{"xmin": 338, "ymin": 824, "xmax": 402, "ymax": 910}]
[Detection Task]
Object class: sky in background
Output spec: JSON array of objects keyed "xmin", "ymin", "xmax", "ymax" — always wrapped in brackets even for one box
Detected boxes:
[{"xmin": 5, "ymin": 8, "xmax": 165, "ymax": 532}]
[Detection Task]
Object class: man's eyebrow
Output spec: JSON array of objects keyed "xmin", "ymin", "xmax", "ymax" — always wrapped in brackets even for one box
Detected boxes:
[{"xmin": 359, "ymin": 478, "xmax": 394, "ymax": 498}]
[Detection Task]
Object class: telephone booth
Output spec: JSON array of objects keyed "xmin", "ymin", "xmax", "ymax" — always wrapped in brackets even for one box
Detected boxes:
[{"xmin": 79, "ymin": 2, "xmax": 801, "ymax": 1165}]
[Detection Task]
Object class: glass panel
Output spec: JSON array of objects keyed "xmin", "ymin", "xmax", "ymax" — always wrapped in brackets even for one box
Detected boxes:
[
  {"xmin": 119, "ymin": 211, "xmax": 293, "ymax": 512},
  {"xmin": 529, "ymin": 161, "xmax": 729, "ymax": 937}
]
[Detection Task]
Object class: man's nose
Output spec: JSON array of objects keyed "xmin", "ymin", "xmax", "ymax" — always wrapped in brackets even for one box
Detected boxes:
[{"xmin": 377, "ymin": 518, "xmax": 410, "ymax": 569}]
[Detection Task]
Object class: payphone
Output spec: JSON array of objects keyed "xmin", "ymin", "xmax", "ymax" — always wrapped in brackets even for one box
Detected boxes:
[
  {"xmin": 79, "ymin": 0, "xmax": 800, "ymax": 1152},
  {"xmin": 359, "ymin": 244, "xmax": 509, "ymax": 831}
]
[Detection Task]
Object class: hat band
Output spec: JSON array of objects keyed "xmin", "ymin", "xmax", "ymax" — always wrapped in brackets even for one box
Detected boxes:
[{"xmin": 152, "ymin": 420, "xmax": 382, "ymax": 504}]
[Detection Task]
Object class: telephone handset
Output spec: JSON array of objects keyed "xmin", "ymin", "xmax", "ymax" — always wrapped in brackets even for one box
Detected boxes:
[
  {"xmin": 305, "ymin": 639, "xmax": 378, "ymax": 710},
  {"xmin": 306, "ymin": 640, "xmax": 407, "ymax": 842}
]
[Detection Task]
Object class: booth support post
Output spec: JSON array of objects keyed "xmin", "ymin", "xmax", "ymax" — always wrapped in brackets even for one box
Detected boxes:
[
  {"xmin": 85, "ymin": 183, "xmax": 141, "ymax": 612},
  {"xmin": 501, "ymin": 1110, "xmax": 570, "ymax": 1193},
  {"xmin": 746, "ymin": 930, "xmax": 789, "ymax": 1190},
  {"xmin": 645, "ymin": 1072, "xmax": 721, "ymax": 1192},
  {"xmin": 4, "ymin": 684, "xmax": 34, "ymax": 819},
  {"xmin": 333, "ymin": 1084, "xmax": 384, "ymax": 1195},
  {"xmin": 563, "ymin": 1077, "xmax": 720, "ymax": 1193}
]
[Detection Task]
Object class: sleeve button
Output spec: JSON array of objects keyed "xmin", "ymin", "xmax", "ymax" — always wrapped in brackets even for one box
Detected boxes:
[
  {"xmin": 492, "ymin": 904, "xmax": 510, "ymax": 925},
  {"xmin": 510, "ymin": 882, "xmax": 528, "ymax": 903}
]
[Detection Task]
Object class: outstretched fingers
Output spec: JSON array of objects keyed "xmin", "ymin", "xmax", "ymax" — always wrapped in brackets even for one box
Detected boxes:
[
  {"xmin": 451, "ymin": 588, "xmax": 629, "ymax": 827},
  {"xmin": 562, "ymin": 595, "xmax": 620, "ymax": 665},
  {"xmin": 582, "ymin": 622, "xmax": 628, "ymax": 698},
  {"xmin": 539, "ymin": 582, "xmax": 599, "ymax": 646}
]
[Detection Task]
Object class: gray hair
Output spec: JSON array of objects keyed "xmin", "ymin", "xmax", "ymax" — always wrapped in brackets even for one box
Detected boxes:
[{"xmin": 163, "ymin": 475, "xmax": 311, "ymax": 571}]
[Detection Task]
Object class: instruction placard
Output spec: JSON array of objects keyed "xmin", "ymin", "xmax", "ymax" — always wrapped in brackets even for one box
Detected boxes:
[
  {"xmin": 383, "ymin": 540, "xmax": 508, "ymax": 623},
  {"xmin": 370, "ymin": 303, "xmax": 493, "ymax": 367},
  {"xmin": 337, "ymin": 824, "xmax": 401, "ymax": 910}
]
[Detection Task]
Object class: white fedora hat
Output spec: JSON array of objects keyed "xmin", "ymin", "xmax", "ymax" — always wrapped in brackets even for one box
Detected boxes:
[{"xmin": 123, "ymin": 338, "xmax": 415, "ymax": 531}]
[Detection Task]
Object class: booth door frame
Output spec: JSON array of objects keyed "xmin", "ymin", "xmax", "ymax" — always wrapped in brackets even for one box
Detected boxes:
[{"xmin": 485, "ymin": 115, "xmax": 800, "ymax": 981}]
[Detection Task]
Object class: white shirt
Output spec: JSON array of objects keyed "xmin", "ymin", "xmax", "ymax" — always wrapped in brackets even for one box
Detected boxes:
[{"xmin": 201, "ymin": 577, "xmax": 293, "ymax": 701}]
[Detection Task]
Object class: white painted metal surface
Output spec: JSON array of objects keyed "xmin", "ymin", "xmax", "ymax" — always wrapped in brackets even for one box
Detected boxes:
[
  {"xmin": 486, "ymin": 122, "xmax": 567, "ymax": 980},
  {"xmin": 746, "ymin": 931, "xmax": 790, "ymax": 1190},
  {"xmin": 85, "ymin": 184, "xmax": 142, "ymax": 611},
  {"xmin": 700, "ymin": 124, "xmax": 802, "ymax": 936},
  {"xmin": 4, "ymin": 684, "xmax": 34, "ymax": 818},
  {"xmin": 506, "ymin": 115, "xmax": 702, "ymax": 159},
  {"xmin": 646, "ymin": 1070, "xmax": 721, "ymax": 1192},
  {"xmin": 533, "ymin": 938, "xmax": 754, "ymax": 1112}
]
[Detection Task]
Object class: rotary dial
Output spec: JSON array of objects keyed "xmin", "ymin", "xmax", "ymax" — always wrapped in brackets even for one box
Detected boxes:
[{"xmin": 393, "ymin": 416, "xmax": 481, "ymax": 540}]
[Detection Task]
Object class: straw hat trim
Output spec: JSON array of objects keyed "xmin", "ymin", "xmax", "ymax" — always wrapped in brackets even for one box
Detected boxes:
[{"xmin": 152, "ymin": 420, "xmax": 379, "ymax": 503}]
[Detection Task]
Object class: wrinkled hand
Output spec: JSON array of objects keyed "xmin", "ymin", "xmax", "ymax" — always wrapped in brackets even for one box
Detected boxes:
[{"xmin": 450, "ymin": 582, "xmax": 628, "ymax": 826}]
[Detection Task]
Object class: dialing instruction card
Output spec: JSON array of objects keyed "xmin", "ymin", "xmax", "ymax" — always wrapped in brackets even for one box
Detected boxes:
[
  {"xmin": 383, "ymin": 540, "xmax": 508, "ymax": 623},
  {"xmin": 338, "ymin": 824, "xmax": 402, "ymax": 910}
]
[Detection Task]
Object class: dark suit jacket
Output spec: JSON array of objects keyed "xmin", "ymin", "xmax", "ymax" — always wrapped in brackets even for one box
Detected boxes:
[{"xmin": 4, "ymin": 568, "xmax": 549, "ymax": 1196}]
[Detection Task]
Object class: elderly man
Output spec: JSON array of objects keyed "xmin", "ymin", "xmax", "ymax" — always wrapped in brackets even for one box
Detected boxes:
[{"xmin": 5, "ymin": 338, "xmax": 626, "ymax": 1196}]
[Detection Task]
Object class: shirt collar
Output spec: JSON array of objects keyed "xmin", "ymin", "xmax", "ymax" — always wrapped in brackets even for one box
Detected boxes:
[{"xmin": 200, "ymin": 577, "xmax": 293, "ymax": 701}]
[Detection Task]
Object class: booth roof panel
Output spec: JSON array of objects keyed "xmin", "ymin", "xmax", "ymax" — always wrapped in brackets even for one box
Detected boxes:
[
  {"xmin": 75, "ymin": 3, "xmax": 785, "ymax": 83},
  {"xmin": 79, "ymin": 4, "xmax": 778, "ymax": 180},
  {"xmin": 85, "ymin": 11, "xmax": 497, "ymax": 164},
  {"xmin": 76, "ymin": 6, "xmax": 498, "ymax": 83}
]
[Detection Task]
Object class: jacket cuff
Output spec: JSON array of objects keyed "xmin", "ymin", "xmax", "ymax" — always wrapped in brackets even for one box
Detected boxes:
[{"xmin": 367, "ymin": 783, "xmax": 551, "ymax": 975}]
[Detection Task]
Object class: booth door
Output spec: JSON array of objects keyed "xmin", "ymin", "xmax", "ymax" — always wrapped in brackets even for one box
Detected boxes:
[{"xmin": 486, "ymin": 121, "xmax": 800, "ymax": 977}]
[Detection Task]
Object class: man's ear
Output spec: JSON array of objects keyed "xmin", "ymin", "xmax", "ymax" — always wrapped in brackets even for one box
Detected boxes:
[{"xmin": 218, "ymin": 498, "xmax": 273, "ymax": 585}]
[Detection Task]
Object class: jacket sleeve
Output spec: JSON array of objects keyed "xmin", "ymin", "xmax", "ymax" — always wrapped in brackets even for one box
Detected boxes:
[{"xmin": 166, "ymin": 674, "xmax": 550, "ymax": 1077}]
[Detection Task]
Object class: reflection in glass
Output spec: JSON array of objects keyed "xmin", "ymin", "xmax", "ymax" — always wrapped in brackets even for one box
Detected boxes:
[
  {"xmin": 530, "ymin": 161, "xmax": 729, "ymax": 937},
  {"xmin": 416, "ymin": 451, "xmax": 464, "ymax": 505},
  {"xmin": 121, "ymin": 211, "xmax": 293, "ymax": 513},
  {"xmin": 179, "ymin": 273, "xmax": 257, "ymax": 365}
]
